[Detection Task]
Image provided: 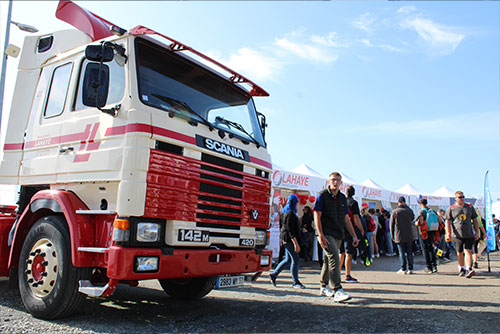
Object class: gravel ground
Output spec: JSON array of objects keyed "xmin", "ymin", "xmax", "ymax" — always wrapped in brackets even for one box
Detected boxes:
[{"xmin": 1, "ymin": 251, "xmax": 500, "ymax": 333}]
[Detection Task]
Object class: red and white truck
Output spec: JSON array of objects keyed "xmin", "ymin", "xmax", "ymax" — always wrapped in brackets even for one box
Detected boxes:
[{"xmin": 0, "ymin": 0, "xmax": 272, "ymax": 319}]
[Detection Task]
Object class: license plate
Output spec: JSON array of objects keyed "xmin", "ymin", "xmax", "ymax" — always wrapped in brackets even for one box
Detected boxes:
[
  {"xmin": 215, "ymin": 275, "xmax": 245, "ymax": 289},
  {"xmin": 239, "ymin": 238, "xmax": 255, "ymax": 247},
  {"xmin": 178, "ymin": 229, "xmax": 209, "ymax": 242}
]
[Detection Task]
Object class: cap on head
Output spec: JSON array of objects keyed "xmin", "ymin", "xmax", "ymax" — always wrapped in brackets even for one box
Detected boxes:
[
  {"xmin": 398, "ymin": 196, "xmax": 406, "ymax": 203},
  {"xmin": 418, "ymin": 198, "xmax": 428, "ymax": 205}
]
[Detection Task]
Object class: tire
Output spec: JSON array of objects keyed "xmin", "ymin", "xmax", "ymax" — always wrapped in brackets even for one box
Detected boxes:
[
  {"xmin": 159, "ymin": 276, "xmax": 216, "ymax": 300},
  {"xmin": 18, "ymin": 215, "xmax": 89, "ymax": 319}
]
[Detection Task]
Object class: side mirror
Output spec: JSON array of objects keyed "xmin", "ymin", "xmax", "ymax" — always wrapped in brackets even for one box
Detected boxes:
[
  {"xmin": 257, "ymin": 112, "xmax": 267, "ymax": 138},
  {"xmin": 85, "ymin": 44, "xmax": 114, "ymax": 62},
  {"xmin": 82, "ymin": 62, "xmax": 110, "ymax": 108}
]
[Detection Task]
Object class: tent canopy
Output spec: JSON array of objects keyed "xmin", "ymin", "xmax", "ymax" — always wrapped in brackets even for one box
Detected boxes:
[
  {"xmin": 339, "ymin": 172, "xmax": 358, "ymax": 185},
  {"xmin": 290, "ymin": 164, "xmax": 325, "ymax": 178},
  {"xmin": 361, "ymin": 178, "xmax": 386, "ymax": 189},
  {"xmin": 430, "ymin": 186, "xmax": 456, "ymax": 197},
  {"xmin": 396, "ymin": 183, "xmax": 424, "ymax": 196}
]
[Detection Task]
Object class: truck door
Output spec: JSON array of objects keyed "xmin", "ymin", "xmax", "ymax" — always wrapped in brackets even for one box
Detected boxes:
[
  {"xmin": 55, "ymin": 57, "xmax": 127, "ymax": 184},
  {"xmin": 20, "ymin": 62, "xmax": 74, "ymax": 185}
]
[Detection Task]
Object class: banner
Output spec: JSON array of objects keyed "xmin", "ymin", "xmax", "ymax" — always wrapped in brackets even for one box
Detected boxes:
[{"xmin": 484, "ymin": 171, "xmax": 496, "ymax": 252}]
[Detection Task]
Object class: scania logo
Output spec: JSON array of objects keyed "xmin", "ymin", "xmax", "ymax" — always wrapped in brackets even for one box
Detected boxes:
[
  {"xmin": 272, "ymin": 170, "xmax": 282, "ymax": 186},
  {"xmin": 196, "ymin": 135, "xmax": 249, "ymax": 161}
]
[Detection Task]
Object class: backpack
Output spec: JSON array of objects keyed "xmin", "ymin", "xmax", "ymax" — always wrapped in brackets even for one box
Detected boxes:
[
  {"xmin": 424, "ymin": 208, "xmax": 439, "ymax": 231},
  {"xmin": 367, "ymin": 216, "xmax": 376, "ymax": 232}
]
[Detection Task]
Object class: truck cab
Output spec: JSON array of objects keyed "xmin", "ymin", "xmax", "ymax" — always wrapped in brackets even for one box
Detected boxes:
[{"xmin": 0, "ymin": 2, "xmax": 272, "ymax": 319}]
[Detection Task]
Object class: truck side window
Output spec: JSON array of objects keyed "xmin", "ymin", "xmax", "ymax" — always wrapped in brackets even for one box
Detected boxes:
[
  {"xmin": 75, "ymin": 58, "xmax": 125, "ymax": 111},
  {"xmin": 44, "ymin": 63, "xmax": 73, "ymax": 118}
]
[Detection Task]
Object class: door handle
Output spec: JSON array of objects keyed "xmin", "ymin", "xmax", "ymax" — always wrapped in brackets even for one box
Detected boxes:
[{"xmin": 59, "ymin": 146, "xmax": 74, "ymax": 154}]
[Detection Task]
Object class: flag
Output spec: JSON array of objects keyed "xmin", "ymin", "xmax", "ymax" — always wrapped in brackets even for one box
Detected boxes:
[{"xmin": 484, "ymin": 171, "xmax": 496, "ymax": 252}]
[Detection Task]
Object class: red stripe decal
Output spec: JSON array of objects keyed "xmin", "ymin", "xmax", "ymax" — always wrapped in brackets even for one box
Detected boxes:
[
  {"xmin": 152, "ymin": 126, "xmax": 196, "ymax": 145},
  {"xmin": 3, "ymin": 143, "xmax": 24, "ymax": 150},
  {"xmin": 105, "ymin": 125, "xmax": 126, "ymax": 136},
  {"xmin": 127, "ymin": 123, "xmax": 152, "ymax": 133},
  {"xmin": 73, "ymin": 153, "xmax": 91, "ymax": 162},
  {"xmin": 250, "ymin": 156, "xmax": 272, "ymax": 169},
  {"xmin": 4, "ymin": 121, "xmax": 271, "ymax": 169}
]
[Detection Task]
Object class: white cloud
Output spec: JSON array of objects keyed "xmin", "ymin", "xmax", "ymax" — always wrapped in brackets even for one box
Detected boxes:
[
  {"xmin": 351, "ymin": 12, "xmax": 377, "ymax": 33},
  {"xmin": 400, "ymin": 17, "xmax": 466, "ymax": 55},
  {"xmin": 397, "ymin": 6, "xmax": 417, "ymax": 15},
  {"xmin": 203, "ymin": 28, "xmax": 344, "ymax": 81},
  {"xmin": 204, "ymin": 48, "xmax": 283, "ymax": 82},
  {"xmin": 378, "ymin": 44, "xmax": 404, "ymax": 53},
  {"xmin": 274, "ymin": 37, "xmax": 338, "ymax": 64},
  {"xmin": 226, "ymin": 48, "xmax": 284, "ymax": 81},
  {"xmin": 343, "ymin": 111, "xmax": 498, "ymax": 141},
  {"xmin": 311, "ymin": 32, "xmax": 348, "ymax": 48},
  {"xmin": 361, "ymin": 39, "xmax": 373, "ymax": 47}
]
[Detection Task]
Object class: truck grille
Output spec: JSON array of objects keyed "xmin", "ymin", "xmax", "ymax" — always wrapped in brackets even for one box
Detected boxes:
[{"xmin": 145, "ymin": 147, "xmax": 270, "ymax": 228}]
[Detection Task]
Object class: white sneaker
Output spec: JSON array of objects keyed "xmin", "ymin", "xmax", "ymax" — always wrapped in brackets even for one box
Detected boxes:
[
  {"xmin": 352, "ymin": 259, "xmax": 357, "ymax": 264},
  {"xmin": 320, "ymin": 286, "xmax": 334, "ymax": 297},
  {"xmin": 333, "ymin": 288, "xmax": 351, "ymax": 302},
  {"xmin": 397, "ymin": 269, "xmax": 406, "ymax": 274}
]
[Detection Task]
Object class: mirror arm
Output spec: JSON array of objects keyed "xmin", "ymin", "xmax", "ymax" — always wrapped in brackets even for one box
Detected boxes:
[
  {"xmin": 104, "ymin": 41, "xmax": 128, "ymax": 64},
  {"xmin": 98, "ymin": 104, "xmax": 120, "ymax": 117}
]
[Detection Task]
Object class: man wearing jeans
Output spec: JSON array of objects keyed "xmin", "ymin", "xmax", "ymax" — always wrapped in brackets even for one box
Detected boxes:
[
  {"xmin": 390, "ymin": 196, "xmax": 415, "ymax": 274},
  {"xmin": 314, "ymin": 172, "xmax": 358, "ymax": 302}
]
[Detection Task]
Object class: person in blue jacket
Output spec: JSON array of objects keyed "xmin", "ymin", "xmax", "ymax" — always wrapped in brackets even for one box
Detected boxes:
[{"xmin": 269, "ymin": 194, "xmax": 305, "ymax": 289}]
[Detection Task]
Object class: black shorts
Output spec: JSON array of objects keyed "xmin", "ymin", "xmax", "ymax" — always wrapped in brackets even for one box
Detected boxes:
[
  {"xmin": 340, "ymin": 233, "xmax": 356, "ymax": 255},
  {"xmin": 453, "ymin": 237, "xmax": 474, "ymax": 252}
]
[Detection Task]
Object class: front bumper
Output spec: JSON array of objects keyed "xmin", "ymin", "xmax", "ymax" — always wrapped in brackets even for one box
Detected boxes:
[{"xmin": 106, "ymin": 246, "xmax": 272, "ymax": 280}]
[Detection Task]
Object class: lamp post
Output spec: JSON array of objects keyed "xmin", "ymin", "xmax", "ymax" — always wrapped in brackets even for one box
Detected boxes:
[{"xmin": 0, "ymin": 0, "xmax": 38, "ymax": 130}]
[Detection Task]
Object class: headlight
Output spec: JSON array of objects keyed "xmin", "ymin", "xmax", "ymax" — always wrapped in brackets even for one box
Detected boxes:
[
  {"xmin": 260, "ymin": 255, "xmax": 270, "ymax": 266},
  {"xmin": 136, "ymin": 222, "xmax": 160, "ymax": 242},
  {"xmin": 255, "ymin": 230, "xmax": 267, "ymax": 246}
]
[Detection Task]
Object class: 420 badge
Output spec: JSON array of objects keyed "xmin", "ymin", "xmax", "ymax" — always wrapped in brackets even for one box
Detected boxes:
[{"xmin": 178, "ymin": 229, "xmax": 209, "ymax": 242}]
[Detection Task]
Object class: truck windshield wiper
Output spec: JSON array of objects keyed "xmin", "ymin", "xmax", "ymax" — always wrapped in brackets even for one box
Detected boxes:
[
  {"xmin": 151, "ymin": 93, "xmax": 213, "ymax": 131},
  {"xmin": 215, "ymin": 116, "xmax": 260, "ymax": 148}
]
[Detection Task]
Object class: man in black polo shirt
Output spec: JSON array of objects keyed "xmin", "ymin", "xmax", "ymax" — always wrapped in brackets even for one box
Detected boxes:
[{"xmin": 314, "ymin": 172, "xmax": 359, "ymax": 302}]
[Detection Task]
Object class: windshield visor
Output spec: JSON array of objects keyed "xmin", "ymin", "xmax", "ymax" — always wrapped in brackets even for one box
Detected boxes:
[{"xmin": 135, "ymin": 38, "xmax": 265, "ymax": 147}]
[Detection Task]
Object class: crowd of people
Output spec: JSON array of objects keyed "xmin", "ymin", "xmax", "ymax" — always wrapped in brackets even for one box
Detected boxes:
[{"xmin": 269, "ymin": 172, "xmax": 496, "ymax": 303}]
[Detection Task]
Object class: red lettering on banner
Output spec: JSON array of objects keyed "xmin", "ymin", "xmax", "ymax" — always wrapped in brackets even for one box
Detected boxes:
[{"xmin": 362, "ymin": 186, "xmax": 382, "ymax": 198}]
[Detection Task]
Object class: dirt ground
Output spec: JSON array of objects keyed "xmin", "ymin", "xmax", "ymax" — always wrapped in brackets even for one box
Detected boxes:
[{"xmin": 1, "ymin": 250, "xmax": 500, "ymax": 333}]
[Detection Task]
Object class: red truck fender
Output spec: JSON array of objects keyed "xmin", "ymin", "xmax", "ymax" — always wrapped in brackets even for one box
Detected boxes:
[{"xmin": 8, "ymin": 190, "xmax": 96, "ymax": 270}]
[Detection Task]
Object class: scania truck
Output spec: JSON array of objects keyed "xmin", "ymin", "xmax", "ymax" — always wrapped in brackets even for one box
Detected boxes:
[{"xmin": 0, "ymin": 0, "xmax": 272, "ymax": 319}]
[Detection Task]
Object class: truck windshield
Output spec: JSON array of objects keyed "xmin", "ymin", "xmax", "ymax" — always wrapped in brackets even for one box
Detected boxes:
[{"xmin": 135, "ymin": 38, "xmax": 265, "ymax": 147}]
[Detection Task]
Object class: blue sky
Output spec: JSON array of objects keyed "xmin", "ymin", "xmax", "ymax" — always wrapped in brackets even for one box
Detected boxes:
[{"xmin": 1, "ymin": 1, "xmax": 499, "ymax": 201}]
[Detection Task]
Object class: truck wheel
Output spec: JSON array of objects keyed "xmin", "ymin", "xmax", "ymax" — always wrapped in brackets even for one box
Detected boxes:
[
  {"xmin": 159, "ymin": 277, "xmax": 216, "ymax": 299},
  {"xmin": 18, "ymin": 216, "xmax": 89, "ymax": 319}
]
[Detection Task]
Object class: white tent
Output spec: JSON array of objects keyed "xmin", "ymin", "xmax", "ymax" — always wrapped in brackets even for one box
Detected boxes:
[
  {"xmin": 339, "ymin": 172, "xmax": 359, "ymax": 185},
  {"xmin": 493, "ymin": 201, "xmax": 500, "ymax": 218},
  {"xmin": 290, "ymin": 164, "xmax": 325, "ymax": 178},
  {"xmin": 396, "ymin": 183, "xmax": 424, "ymax": 196},
  {"xmin": 430, "ymin": 186, "xmax": 456, "ymax": 197},
  {"xmin": 361, "ymin": 178, "xmax": 386, "ymax": 190}
]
